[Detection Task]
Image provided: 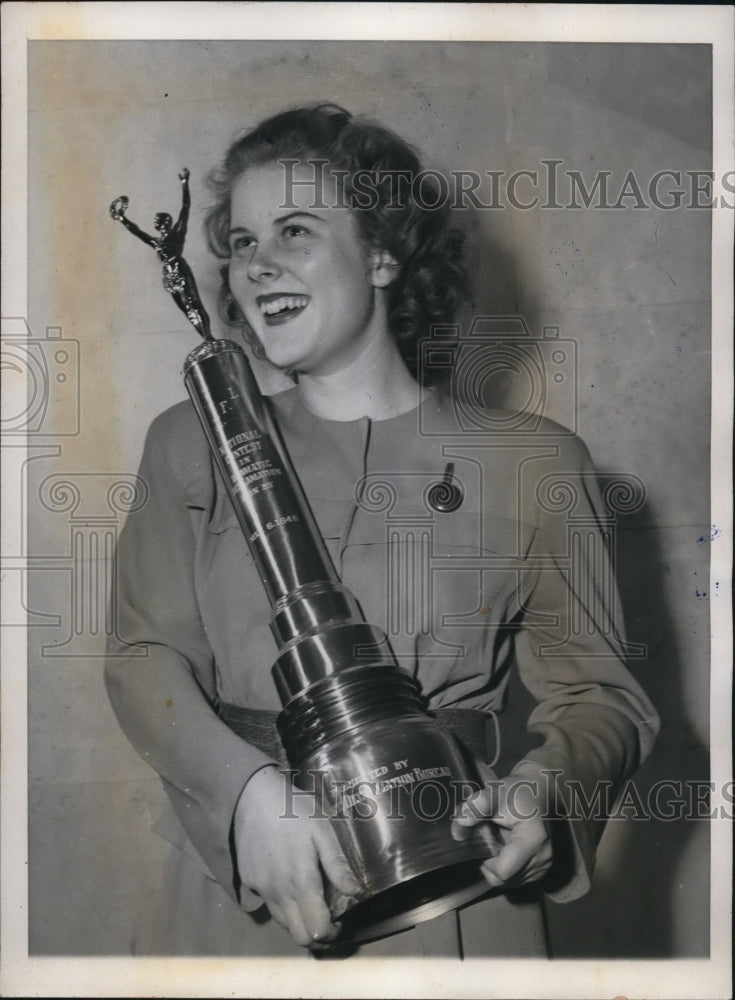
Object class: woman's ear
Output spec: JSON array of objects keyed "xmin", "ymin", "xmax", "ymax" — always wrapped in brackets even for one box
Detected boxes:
[{"xmin": 368, "ymin": 249, "xmax": 400, "ymax": 288}]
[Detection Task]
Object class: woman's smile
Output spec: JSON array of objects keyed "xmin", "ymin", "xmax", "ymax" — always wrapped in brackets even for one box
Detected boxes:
[{"xmin": 256, "ymin": 293, "xmax": 310, "ymax": 324}]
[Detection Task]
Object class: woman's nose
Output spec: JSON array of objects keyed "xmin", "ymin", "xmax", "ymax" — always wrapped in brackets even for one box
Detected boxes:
[{"xmin": 246, "ymin": 247, "xmax": 282, "ymax": 282}]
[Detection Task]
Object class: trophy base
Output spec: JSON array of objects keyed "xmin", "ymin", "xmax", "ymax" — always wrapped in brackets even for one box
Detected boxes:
[{"xmin": 334, "ymin": 858, "xmax": 492, "ymax": 943}]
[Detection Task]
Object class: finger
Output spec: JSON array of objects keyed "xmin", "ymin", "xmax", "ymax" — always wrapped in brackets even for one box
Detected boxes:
[
  {"xmin": 512, "ymin": 840, "xmax": 554, "ymax": 885},
  {"xmin": 496, "ymin": 839, "xmax": 553, "ymax": 886},
  {"xmin": 480, "ymin": 828, "xmax": 543, "ymax": 886},
  {"xmin": 491, "ymin": 789, "xmax": 544, "ymax": 830},
  {"xmin": 280, "ymin": 898, "xmax": 314, "ymax": 949},
  {"xmin": 481, "ymin": 829, "xmax": 552, "ymax": 888},
  {"xmin": 453, "ymin": 782, "xmax": 502, "ymax": 827},
  {"xmin": 313, "ymin": 825, "xmax": 362, "ymax": 897},
  {"xmin": 291, "ymin": 850, "xmax": 342, "ymax": 944},
  {"xmin": 512, "ymin": 857, "xmax": 554, "ymax": 886},
  {"xmin": 492, "ymin": 854, "xmax": 552, "ymax": 889},
  {"xmin": 268, "ymin": 900, "xmax": 288, "ymax": 930},
  {"xmin": 450, "ymin": 816, "xmax": 475, "ymax": 842},
  {"xmin": 450, "ymin": 817, "xmax": 504, "ymax": 857},
  {"xmin": 474, "ymin": 820, "xmax": 505, "ymax": 857},
  {"xmin": 297, "ymin": 880, "xmax": 341, "ymax": 945}
]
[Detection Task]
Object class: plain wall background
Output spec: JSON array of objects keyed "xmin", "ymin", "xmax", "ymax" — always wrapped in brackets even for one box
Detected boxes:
[{"xmin": 23, "ymin": 39, "xmax": 713, "ymax": 956}]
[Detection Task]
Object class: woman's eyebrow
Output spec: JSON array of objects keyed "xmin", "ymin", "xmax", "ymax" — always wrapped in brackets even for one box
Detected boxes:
[
  {"xmin": 227, "ymin": 212, "xmax": 324, "ymax": 239},
  {"xmin": 272, "ymin": 210, "xmax": 325, "ymax": 226}
]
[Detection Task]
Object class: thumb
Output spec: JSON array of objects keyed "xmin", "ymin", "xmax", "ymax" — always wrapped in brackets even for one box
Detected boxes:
[{"xmin": 313, "ymin": 826, "xmax": 362, "ymax": 897}]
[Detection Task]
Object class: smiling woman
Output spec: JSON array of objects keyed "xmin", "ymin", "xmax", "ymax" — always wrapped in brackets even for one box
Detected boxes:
[{"xmin": 104, "ymin": 103, "xmax": 658, "ymax": 958}]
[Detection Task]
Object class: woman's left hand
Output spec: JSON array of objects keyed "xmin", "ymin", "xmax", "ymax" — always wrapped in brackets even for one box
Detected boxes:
[{"xmin": 451, "ymin": 768, "xmax": 554, "ymax": 890}]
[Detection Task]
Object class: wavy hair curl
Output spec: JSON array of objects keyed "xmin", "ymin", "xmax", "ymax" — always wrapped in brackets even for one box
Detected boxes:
[{"xmin": 205, "ymin": 103, "xmax": 468, "ymax": 384}]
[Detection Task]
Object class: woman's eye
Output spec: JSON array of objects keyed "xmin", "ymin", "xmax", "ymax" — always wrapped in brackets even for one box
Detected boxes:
[
  {"xmin": 230, "ymin": 235, "xmax": 255, "ymax": 254},
  {"xmin": 283, "ymin": 224, "xmax": 309, "ymax": 240}
]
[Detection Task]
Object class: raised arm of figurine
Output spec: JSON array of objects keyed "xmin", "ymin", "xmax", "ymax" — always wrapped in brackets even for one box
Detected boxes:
[
  {"xmin": 109, "ymin": 196, "xmax": 158, "ymax": 248},
  {"xmin": 173, "ymin": 168, "xmax": 191, "ymax": 245}
]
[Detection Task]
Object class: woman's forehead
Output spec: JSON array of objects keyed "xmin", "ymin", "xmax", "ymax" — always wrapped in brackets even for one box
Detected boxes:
[{"xmin": 230, "ymin": 161, "xmax": 344, "ymax": 217}]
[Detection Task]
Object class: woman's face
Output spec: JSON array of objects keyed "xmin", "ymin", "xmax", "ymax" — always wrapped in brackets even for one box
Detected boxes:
[{"xmin": 227, "ymin": 161, "xmax": 392, "ymax": 376}]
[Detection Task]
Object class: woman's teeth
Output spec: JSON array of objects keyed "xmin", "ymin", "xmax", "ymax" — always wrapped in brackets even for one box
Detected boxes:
[{"xmin": 259, "ymin": 295, "xmax": 308, "ymax": 316}]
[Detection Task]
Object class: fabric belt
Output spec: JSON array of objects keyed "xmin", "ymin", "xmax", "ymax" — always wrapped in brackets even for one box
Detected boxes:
[{"xmin": 217, "ymin": 701, "xmax": 496, "ymax": 766}]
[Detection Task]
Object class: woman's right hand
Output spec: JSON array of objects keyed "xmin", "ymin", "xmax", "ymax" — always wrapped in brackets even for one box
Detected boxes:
[{"xmin": 232, "ymin": 766, "xmax": 362, "ymax": 948}]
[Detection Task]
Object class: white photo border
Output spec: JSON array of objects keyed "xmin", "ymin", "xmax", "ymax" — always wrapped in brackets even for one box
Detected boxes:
[{"xmin": 2, "ymin": 3, "xmax": 732, "ymax": 998}]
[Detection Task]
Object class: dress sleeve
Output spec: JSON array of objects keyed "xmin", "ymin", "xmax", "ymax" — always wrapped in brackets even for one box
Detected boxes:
[
  {"xmin": 104, "ymin": 405, "xmax": 279, "ymax": 906},
  {"xmin": 511, "ymin": 433, "xmax": 659, "ymax": 902}
]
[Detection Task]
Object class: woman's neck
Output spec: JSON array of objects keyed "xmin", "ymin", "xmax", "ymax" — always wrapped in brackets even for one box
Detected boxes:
[{"xmin": 296, "ymin": 334, "xmax": 426, "ymax": 422}]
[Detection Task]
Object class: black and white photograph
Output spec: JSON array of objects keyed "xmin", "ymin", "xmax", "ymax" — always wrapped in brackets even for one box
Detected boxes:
[{"xmin": 1, "ymin": 4, "xmax": 732, "ymax": 998}]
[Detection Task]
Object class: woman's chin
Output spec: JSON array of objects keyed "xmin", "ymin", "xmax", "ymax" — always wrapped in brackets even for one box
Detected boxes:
[
  {"xmin": 240, "ymin": 342, "xmax": 295, "ymax": 387},
  {"xmin": 260, "ymin": 348, "xmax": 300, "ymax": 374},
  {"xmin": 247, "ymin": 334, "xmax": 298, "ymax": 374}
]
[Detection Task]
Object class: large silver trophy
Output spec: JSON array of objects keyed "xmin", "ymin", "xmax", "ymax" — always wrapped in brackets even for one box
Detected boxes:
[{"xmin": 111, "ymin": 173, "xmax": 495, "ymax": 941}]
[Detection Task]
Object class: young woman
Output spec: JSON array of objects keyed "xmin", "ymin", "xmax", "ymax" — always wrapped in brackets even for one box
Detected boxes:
[{"xmin": 105, "ymin": 104, "xmax": 658, "ymax": 957}]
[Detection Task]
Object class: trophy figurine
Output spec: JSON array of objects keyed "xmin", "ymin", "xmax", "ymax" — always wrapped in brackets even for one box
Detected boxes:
[
  {"xmin": 111, "ymin": 173, "xmax": 494, "ymax": 942},
  {"xmin": 109, "ymin": 169, "xmax": 213, "ymax": 341}
]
